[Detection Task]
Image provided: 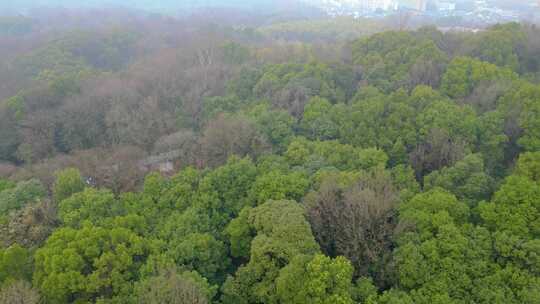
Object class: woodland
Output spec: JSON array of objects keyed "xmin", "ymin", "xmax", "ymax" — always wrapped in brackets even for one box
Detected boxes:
[{"xmin": 0, "ymin": 8, "xmax": 539, "ymax": 304}]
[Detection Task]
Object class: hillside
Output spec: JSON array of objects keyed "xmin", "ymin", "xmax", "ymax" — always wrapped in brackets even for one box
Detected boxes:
[{"xmin": 0, "ymin": 7, "xmax": 539, "ymax": 304}]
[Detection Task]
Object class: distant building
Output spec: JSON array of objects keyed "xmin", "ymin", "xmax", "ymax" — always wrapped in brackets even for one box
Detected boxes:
[
  {"xmin": 358, "ymin": 0, "xmax": 396, "ymax": 11},
  {"xmin": 437, "ymin": 1, "xmax": 456, "ymax": 11},
  {"xmin": 138, "ymin": 149, "xmax": 182, "ymax": 175},
  {"xmin": 311, "ymin": 0, "xmax": 398, "ymax": 15},
  {"xmin": 426, "ymin": 0, "xmax": 456, "ymax": 12},
  {"xmin": 398, "ymin": 0, "xmax": 427, "ymax": 11},
  {"xmin": 438, "ymin": 26, "xmax": 483, "ymax": 33}
]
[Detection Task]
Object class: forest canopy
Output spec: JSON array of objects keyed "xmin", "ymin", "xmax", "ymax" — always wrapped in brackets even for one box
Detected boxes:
[{"xmin": 0, "ymin": 7, "xmax": 539, "ymax": 304}]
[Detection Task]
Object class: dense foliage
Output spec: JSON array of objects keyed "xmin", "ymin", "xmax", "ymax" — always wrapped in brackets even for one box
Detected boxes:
[{"xmin": 0, "ymin": 10, "xmax": 539, "ymax": 304}]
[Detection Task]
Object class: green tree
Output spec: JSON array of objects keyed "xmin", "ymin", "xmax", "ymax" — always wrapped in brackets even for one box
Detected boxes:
[
  {"xmin": 0, "ymin": 244, "xmax": 32, "ymax": 285},
  {"xmin": 415, "ymin": 97, "xmax": 477, "ymax": 147},
  {"xmin": 33, "ymin": 225, "xmax": 151, "ymax": 303},
  {"xmin": 300, "ymin": 97, "xmax": 339, "ymax": 140},
  {"xmin": 440, "ymin": 56, "xmax": 516, "ymax": 99},
  {"xmin": 340, "ymin": 87, "xmax": 415, "ymax": 151},
  {"xmin": 366, "ymin": 289, "xmax": 414, "ymax": 304},
  {"xmin": 463, "ymin": 23, "xmax": 525, "ymax": 71},
  {"xmin": 53, "ymin": 168, "xmax": 85, "ymax": 203},
  {"xmin": 514, "ymin": 152, "xmax": 540, "ymax": 181},
  {"xmin": 0, "ymin": 179, "xmax": 14, "ymax": 194},
  {"xmin": 478, "ymin": 174, "xmax": 539, "ymax": 240},
  {"xmin": 395, "ymin": 189, "xmax": 485, "ymax": 304},
  {"xmin": 167, "ymin": 233, "xmax": 230, "ymax": 284},
  {"xmin": 222, "ymin": 42, "xmax": 250, "ymax": 65},
  {"xmin": 0, "ymin": 179, "xmax": 46, "ymax": 214},
  {"xmin": 352, "ymin": 31, "xmax": 447, "ymax": 92},
  {"xmin": 196, "ymin": 157, "xmax": 258, "ymax": 230},
  {"xmin": 157, "ymin": 207, "xmax": 214, "ymax": 244},
  {"xmin": 221, "ymin": 200, "xmax": 319, "ymax": 304},
  {"xmin": 475, "ymin": 111, "xmax": 508, "ymax": 174},
  {"xmin": 284, "ymin": 138, "xmax": 388, "ymax": 172},
  {"xmin": 202, "ymin": 95, "xmax": 246, "ymax": 122},
  {"xmin": 58, "ymin": 188, "xmax": 122, "ymax": 228},
  {"xmin": 135, "ymin": 269, "xmax": 217, "ymax": 304},
  {"xmin": 424, "ymin": 154, "xmax": 494, "ymax": 205},
  {"xmin": 252, "ymin": 62, "xmax": 348, "ymax": 116},
  {"xmin": 276, "ymin": 254, "xmax": 355, "ymax": 304},
  {"xmin": 247, "ymin": 103, "xmax": 295, "ymax": 151},
  {"xmin": 516, "ymin": 84, "xmax": 540, "ymax": 152},
  {"xmin": 247, "ymin": 170, "xmax": 310, "ymax": 205},
  {"xmin": 0, "ymin": 101, "xmax": 22, "ymax": 163},
  {"xmin": 225, "ymin": 207, "xmax": 253, "ymax": 260},
  {"xmin": 394, "ymin": 179, "xmax": 540, "ymax": 304},
  {"xmin": 398, "ymin": 189, "xmax": 470, "ymax": 239},
  {"xmin": 494, "ymin": 82, "xmax": 540, "ymax": 156}
]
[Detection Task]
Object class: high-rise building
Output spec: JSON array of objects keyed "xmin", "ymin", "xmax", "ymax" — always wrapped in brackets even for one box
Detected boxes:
[
  {"xmin": 417, "ymin": 0, "xmax": 427, "ymax": 11},
  {"xmin": 306, "ymin": 0, "xmax": 400, "ymax": 14}
]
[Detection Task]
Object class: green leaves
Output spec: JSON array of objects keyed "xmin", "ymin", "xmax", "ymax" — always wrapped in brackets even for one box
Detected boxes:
[
  {"xmin": 58, "ymin": 188, "xmax": 121, "ymax": 228},
  {"xmin": 167, "ymin": 233, "xmax": 230, "ymax": 284},
  {"xmin": 516, "ymin": 85, "xmax": 540, "ymax": 152},
  {"xmin": 300, "ymin": 97, "xmax": 339, "ymax": 140},
  {"xmin": 276, "ymin": 254, "xmax": 355, "ymax": 304},
  {"xmin": 391, "ymin": 160, "xmax": 540, "ymax": 304},
  {"xmin": 514, "ymin": 152, "xmax": 540, "ymax": 181},
  {"xmin": 493, "ymin": 82, "xmax": 540, "ymax": 155},
  {"xmin": 0, "ymin": 179, "xmax": 46, "ymax": 214},
  {"xmin": 201, "ymin": 157, "xmax": 257, "ymax": 210},
  {"xmin": 464, "ymin": 23, "xmax": 526, "ymax": 71},
  {"xmin": 424, "ymin": 154, "xmax": 494, "ymax": 205},
  {"xmin": 134, "ymin": 269, "xmax": 216, "ymax": 304},
  {"xmin": 352, "ymin": 31, "xmax": 447, "ymax": 92},
  {"xmin": 0, "ymin": 245, "xmax": 32, "ymax": 285},
  {"xmin": 441, "ymin": 56, "xmax": 517, "ymax": 99},
  {"xmin": 53, "ymin": 168, "xmax": 85, "ymax": 203},
  {"xmin": 479, "ymin": 175, "xmax": 540, "ymax": 239},
  {"xmin": 33, "ymin": 225, "xmax": 150, "ymax": 303},
  {"xmin": 0, "ymin": 180, "xmax": 14, "ymax": 194},
  {"xmin": 3, "ymin": 21, "xmax": 540, "ymax": 304},
  {"xmin": 284, "ymin": 138, "xmax": 388, "ymax": 172},
  {"xmin": 226, "ymin": 207, "xmax": 254, "ymax": 259},
  {"xmin": 248, "ymin": 171, "xmax": 310, "ymax": 205},
  {"xmin": 247, "ymin": 104, "xmax": 295, "ymax": 151},
  {"xmin": 399, "ymin": 189, "xmax": 470, "ymax": 239},
  {"xmin": 222, "ymin": 200, "xmax": 319, "ymax": 304},
  {"xmin": 249, "ymin": 62, "xmax": 350, "ymax": 118}
]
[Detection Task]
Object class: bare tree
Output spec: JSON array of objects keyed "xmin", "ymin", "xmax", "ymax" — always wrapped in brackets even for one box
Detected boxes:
[
  {"xmin": 409, "ymin": 128, "xmax": 467, "ymax": 179},
  {"xmin": 0, "ymin": 199, "xmax": 58, "ymax": 248},
  {"xmin": 136, "ymin": 270, "xmax": 209, "ymax": 304},
  {"xmin": 0, "ymin": 281, "xmax": 40, "ymax": 304},
  {"xmin": 0, "ymin": 162, "xmax": 16, "ymax": 178},
  {"xmin": 305, "ymin": 169, "xmax": 399, "ymax": 287},
  {"xmin": 408, "ymin": 59, "xmax": 445, "ymax": 89},
  {"xmin": 462, "ymin": 80, "xmax": 512, "ymax": 113},
  {"xmin": 198, "ymin": 114, "xmax": 269, "ymax": 168}
]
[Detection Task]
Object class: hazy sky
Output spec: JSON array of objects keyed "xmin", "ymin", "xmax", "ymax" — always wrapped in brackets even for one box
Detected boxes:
[
  {"xmin": 0, "ymin": 0, "xmax": 292, "ymax": 15},
  {"xmin": 1, "ymin": 0, "xmax": 538, "ymax": 15}
]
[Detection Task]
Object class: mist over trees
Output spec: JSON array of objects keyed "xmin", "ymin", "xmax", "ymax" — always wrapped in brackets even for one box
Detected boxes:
[{"xmin": 0, "ymin": 4, "xmax": 539, "ymax": 304}]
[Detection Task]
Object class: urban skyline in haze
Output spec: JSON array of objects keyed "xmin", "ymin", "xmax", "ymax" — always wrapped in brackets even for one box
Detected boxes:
[{"xmin": 1, "ymin": 0, "xmax": 538, "ymax": 23}]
